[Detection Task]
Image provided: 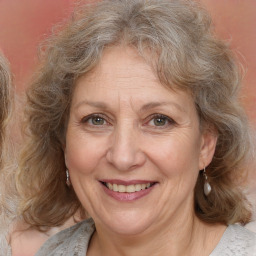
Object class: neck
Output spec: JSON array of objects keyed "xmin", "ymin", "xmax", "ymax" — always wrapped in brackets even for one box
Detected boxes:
[{"xmin": 87, "ymin": 208, "xmax": 226, "ymax": 256}]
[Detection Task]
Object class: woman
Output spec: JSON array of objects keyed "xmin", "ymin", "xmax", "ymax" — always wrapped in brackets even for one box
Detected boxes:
[
  {"xmin": 17, "ymin": 0, "xmax": 256, "ymax": 255},
  {"xmin": 0, "ymin": 52, "xmax": 14, "ymax": 255}
]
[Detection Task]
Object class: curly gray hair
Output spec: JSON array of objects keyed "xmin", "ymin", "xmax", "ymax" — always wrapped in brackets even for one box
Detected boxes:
[{"xmin": 17, "ymin": 0, "xmax": 253, "ymax": 230}]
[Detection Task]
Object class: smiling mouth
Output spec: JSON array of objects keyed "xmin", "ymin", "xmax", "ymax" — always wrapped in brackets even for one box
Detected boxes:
[{"xmin": 101, "ymin": 182, "xmax": 156, "ymax": 193}]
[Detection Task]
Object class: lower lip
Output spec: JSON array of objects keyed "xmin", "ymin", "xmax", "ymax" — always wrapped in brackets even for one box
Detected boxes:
[{"xmin": 101, "ymin": 183, "xmax": 156, "ymax": 201}]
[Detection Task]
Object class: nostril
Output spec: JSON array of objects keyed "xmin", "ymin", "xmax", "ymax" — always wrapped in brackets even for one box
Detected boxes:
[{"xmin": 105, "ymin": 134, "xmax": 146, "ymax": 172}]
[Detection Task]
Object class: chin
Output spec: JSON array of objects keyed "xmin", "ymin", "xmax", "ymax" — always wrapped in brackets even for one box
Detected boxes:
[
  {"xmin": 110, "ymin": 221, "xmax": 152, "ymax": 236},
  {"xmin": 96, "ymin": 210, "xmax": 155, "ymax": 236}
]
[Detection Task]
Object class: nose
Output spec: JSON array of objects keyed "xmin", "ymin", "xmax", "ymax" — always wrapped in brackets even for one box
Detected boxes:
[{"xmin": 106, "ymin": 124, "xmax": 146, "ymax": 171}]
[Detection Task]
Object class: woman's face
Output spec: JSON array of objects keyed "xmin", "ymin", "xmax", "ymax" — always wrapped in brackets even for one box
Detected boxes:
[{"xmin": 65, "ymin": 46, "xmax": 216, "ymax": 236}]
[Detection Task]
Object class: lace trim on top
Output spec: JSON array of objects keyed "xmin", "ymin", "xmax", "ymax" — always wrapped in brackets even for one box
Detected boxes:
[
  {"xmin": 36, "ymin": 219, "xmax": 256, "ymax": 256},
  {"xmin": 210, "ymin": 224, "xmax": 256, "ymax": 256}
]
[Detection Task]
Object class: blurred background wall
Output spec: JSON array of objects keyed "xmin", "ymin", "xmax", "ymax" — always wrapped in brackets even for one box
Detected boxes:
[{"xmin": 0, "ymin": 0, "xmax": 74, "ymax": 93}]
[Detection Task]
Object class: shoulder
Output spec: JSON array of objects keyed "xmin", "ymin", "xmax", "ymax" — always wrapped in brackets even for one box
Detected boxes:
[
  {"xmin": 11, "ymin": 228, "xmax": 49, "ymax": 256},
  {"xmin": 211, "ymin": 224, "xmax": 256, "ymax": 256},
  {"xmin": 9, "ymin": 216, "xmax": 83, "ymax": 256},
  {"xmin": 245, "ymin": 220, "xmax": 256, "ymax": 233},
  {"xmin": 0, "ymin": 230, "xmax": 11, "ymax": 256},
  {"xmin": 10, "ymin": 220, "xmax": 51, "ymax": 256},
  {"xmin": 35, "ymin": 218, "xmax": 95, "ymax": 256}
]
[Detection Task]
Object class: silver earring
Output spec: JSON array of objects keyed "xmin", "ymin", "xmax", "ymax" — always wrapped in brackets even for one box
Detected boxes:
[
  {"xmin": 66, "ymin": 169, "xmax": 71, "ymax": 187},
  {"xmin": 203, "ymin": 167, "xmax": 211, "ymax": 196}
]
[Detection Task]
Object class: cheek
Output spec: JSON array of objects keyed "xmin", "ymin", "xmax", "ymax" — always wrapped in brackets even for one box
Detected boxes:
[
  {"xmin": 65, "ymin": 133, "xmax": 107, "ymax": 175},
  {"xmin": 146, "ymin": 134, "xmax": 201, "ymax": 179}
]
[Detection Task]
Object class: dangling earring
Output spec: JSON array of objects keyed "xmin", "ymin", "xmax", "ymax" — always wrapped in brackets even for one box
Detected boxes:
[
  {"xmin": 66, "ymin": 169, "xmax": 71, "ymax": 187},
  {"xmin": 203, "ymin": 167, "xmax": 211, "ymax": 196}
]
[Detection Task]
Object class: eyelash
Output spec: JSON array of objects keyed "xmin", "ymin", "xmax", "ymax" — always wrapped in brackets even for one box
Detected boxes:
[
  {"xmin": 80, "ymin": 114, "xmax": 110, "ymax": 126},
  {"xmin": 80, "ymin": 113, "xmax": 176, "ymax": 128},
  {"xmin": 145, "ymin": 114, "xmax": 176, "ymax": 128}
]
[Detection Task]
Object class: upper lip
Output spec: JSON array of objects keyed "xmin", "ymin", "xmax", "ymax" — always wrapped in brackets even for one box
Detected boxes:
[{"xmin": 100, "ymin": 179, "xmax": 157, "ymax": 186}]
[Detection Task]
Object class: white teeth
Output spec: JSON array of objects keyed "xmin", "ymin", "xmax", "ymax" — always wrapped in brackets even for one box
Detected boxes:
[
  {"xmin": 135, "ymin": 184, "xmax": 142, "ymax": 192},
  {"xmin": 113, "ymin": 184, "xmax": 118, "ymax": 192},
  {"xmin": 105, "ymin": 182, "xmax": 152, "ymax": 193},
  {"xmin": 126, "ymin": 185, "xmax": 135, "ymax": 193},
  {"xmin": 118, "ymin": 185, "xmax": 126, "ymax": 192}
]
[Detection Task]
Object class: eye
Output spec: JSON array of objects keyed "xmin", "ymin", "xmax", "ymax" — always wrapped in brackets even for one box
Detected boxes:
[
  {"xmin": 81, "ymin": 114, "xmax": 108, "ymax": 126},
  {"xmin": 147, "ymin": 114, "xmax": 175, "ymax": 128},
  {"xmin": 152, "ymin": 117, "xmax": 168, "ymax": 126},
  {"xmin": 90, "ymin": 116, "xmax": 105, "ymax": 125}
]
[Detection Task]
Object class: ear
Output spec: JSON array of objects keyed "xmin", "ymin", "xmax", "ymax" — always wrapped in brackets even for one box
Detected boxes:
[{"xmin": 198, "ymin": 129, "xmax": 217, "ymax": 170}]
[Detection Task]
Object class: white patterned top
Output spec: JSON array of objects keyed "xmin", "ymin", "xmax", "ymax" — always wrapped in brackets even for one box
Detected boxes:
[{"xmin": 35, "ymin": 218, "xmax": 256, "ymax": 256}]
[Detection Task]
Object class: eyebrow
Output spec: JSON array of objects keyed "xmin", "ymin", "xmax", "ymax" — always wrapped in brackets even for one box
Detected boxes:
[
  {"xmin": 74, "ymin": 100, "xmax": 186, "ymax": 114},
  {"xmin": 140, "ymin": 102, "xmax": 186, "ymax": 113}
]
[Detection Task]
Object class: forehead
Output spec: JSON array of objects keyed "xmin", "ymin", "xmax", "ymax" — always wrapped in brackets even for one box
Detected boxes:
[
  {"xmin": 83, "ymin": 46, "xmax": 158, "ymax": 86},
  {"xmin": 72, "ymin": 46, "xmax": 195, "ymax": 113},
  {"xmin": 75, "ymin": 46, "xmax": 168, "ymax": 96}
]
